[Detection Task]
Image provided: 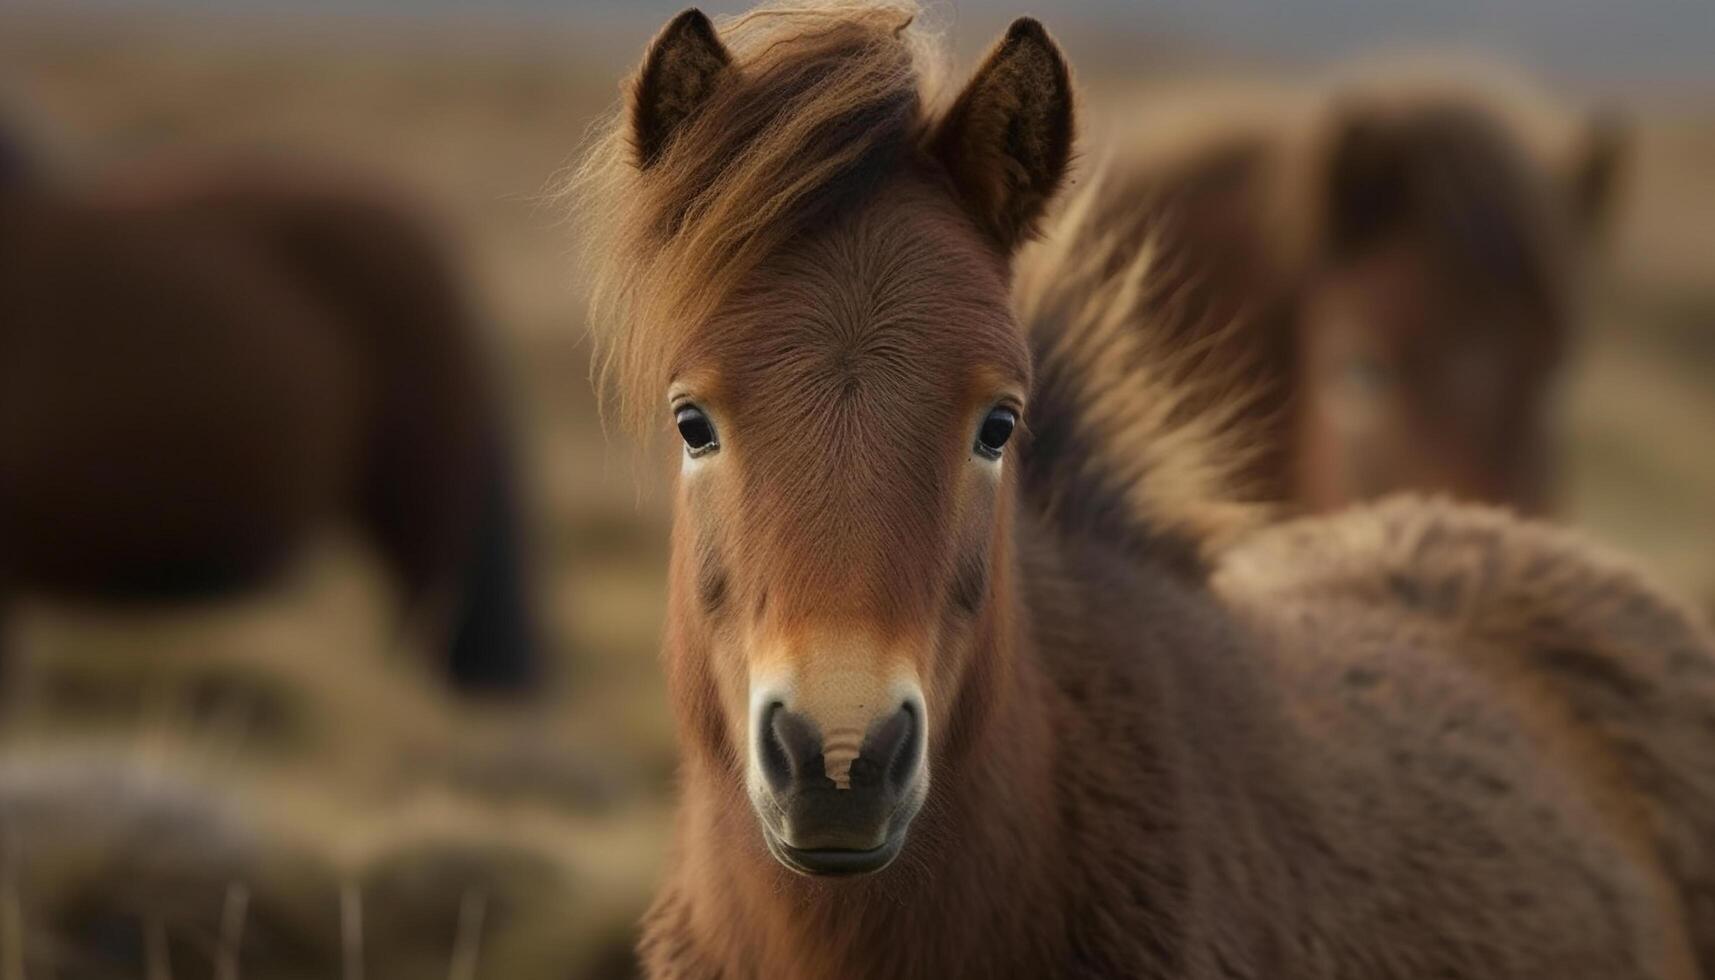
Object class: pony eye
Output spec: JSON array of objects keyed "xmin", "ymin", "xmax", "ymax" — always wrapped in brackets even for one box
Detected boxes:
[
  {"xmin": 974, "ymin": 407, "xmax": 1018, "ymax": 459},
  {"xmin": 675, "ymin": 405, "xmax": 719, "ymax": 456}
]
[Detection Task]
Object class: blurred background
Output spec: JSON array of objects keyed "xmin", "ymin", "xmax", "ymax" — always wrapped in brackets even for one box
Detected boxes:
[{"xmin": 0, "ymin": 1, "xmax": 1710, "ymax": 976}]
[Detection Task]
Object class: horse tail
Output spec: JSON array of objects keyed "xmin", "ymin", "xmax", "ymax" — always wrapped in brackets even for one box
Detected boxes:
[
  {"xmin": 181, "ymin": 168, "xmax": 542, "ymax": 696},
  {"xmin": 310, "ymin": 199, "xmax": 542, "ymax": 698},
  {"xmin": 437, "ymin": 428, "xmax": 539, "ymax": 695},
  {"xmin": 355, "ymin": 367, "xmax": 540, "ymax": 698}
]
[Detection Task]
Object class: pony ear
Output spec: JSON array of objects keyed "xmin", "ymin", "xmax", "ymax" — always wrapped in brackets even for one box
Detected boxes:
[
  {"xmin": 1322, "ymin": 111, "xmax": 1415, "ymax": 258},
  {"xmin": 1568, "ymin": 112, "xmax": 1627, "ymax": 235},
  {"xmin": 930, "ymin": 18, "xmax": 1074, "ymax": 253},
  {"xmin": 0, "ymin": 112, "xmax": 41, "ymax": 191},
  {"xmin": 631, "ymin": 9, "xmax": 732, "ymax": 170}
]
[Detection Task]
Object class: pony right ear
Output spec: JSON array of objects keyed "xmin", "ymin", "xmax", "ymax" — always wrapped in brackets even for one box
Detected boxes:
[
  {"xmin": 930, "ymin": 18, "xmax": 1075, "ymax": 253},
  {"xmin": 630, "ymin": 9, "xmax": 732, "ymax": 170}
]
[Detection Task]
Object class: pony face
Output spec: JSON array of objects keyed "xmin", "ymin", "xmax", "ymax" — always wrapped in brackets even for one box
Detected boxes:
[
  {"xmin": 1297, "ymin": 238, "xmax": 1562, "ymax": 512},
  {"xmin": 669, "ymin": 183, "xmax": 1029, "ymax": 875},
  {"xmin": 1291, "ymin": 101, "xmax": 1622, "ymax": 514},
  {"xmin": 599, "ymin": 7, "xmax": 1072, "ymax": 877}
]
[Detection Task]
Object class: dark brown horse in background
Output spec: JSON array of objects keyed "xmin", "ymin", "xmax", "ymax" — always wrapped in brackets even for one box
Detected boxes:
[
  {"xmin": 571, "ymin": 3, "xmax": 1715, "ymax": 977},
  {"xmin": 0, "ymin": 147, "xmax": 537, "ymax": 694},
  {"xmin": 1058, "ymin": 80, "xmax": 1624, "ymax": 518},
  {"xmin": 1291, "ymin": 88, "xmax": 1622, "ymax": 513}
]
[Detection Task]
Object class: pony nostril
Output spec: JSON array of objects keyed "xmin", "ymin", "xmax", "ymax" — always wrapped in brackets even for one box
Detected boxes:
[
  {"xmin": 763, "ymin": 703, "xmax": 826, "ymax": 792},
  {"xmin": 858, "ymin": 702, "xmax": 920, "ymax": 794},
  {"xmin": 891, "ymin": 702, "xmax": 923, "ymax": 793},
  {"xmin": 759, "ymin": 701, "xmax": 793, "ymax": 792}
]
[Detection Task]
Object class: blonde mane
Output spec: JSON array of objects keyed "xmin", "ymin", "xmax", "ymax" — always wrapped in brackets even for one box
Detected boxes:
[
  {"xmin": 1015, "ymin": 154, "xmax": 1282, "ymax": 558},
  {"xmin": 562, "ymin": 0, "xmax": 941, "ymax": 434}
]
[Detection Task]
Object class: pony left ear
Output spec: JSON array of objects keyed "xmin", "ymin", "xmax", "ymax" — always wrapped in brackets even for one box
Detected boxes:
[
  {"xmin": 1569, "ymin": 112, "xmax": 1627, "ymax": 235},
  {"xmin": 1321, "ymin": 111, "xmax": 1416, "ymax": 259},
  {"xmin": 631, "ymin": 8, "xmax": 733, "ymax": 170},
  {"xmin": 930, "ymin": 18, "xmax": 1075, "ymax": 253}
]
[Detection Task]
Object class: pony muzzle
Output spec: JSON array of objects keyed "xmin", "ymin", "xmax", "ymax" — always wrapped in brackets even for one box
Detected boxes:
[{"xmin": 748, "ymin": 683, "xmax": 927, "ymax": 877}]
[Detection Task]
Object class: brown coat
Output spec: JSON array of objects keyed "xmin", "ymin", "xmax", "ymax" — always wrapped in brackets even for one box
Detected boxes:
[{"xmin": 566, "ymin": 4, "xmax": 1715, "ymax": 976}]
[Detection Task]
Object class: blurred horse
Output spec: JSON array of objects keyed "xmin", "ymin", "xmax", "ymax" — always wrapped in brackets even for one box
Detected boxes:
[
  {"xmin": 1293, "ymin": 88, "xmax": 1623, "ymax": 513},
  {"xmin": 1091, "ymin": 80, "xmax": 1623, "ymax": 517},
  {"xmin": 0, "ymin": 153, "xmax": 537, "ymax": 695},
  {"xmin": 572, "ymin": 4, "xmax": 1715, "ymax": 977}
]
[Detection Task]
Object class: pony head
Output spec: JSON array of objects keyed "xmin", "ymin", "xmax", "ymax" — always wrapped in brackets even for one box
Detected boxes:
[{"xmin": 575, "ymin": 2, "xmax": 1072, "ymax": 875}]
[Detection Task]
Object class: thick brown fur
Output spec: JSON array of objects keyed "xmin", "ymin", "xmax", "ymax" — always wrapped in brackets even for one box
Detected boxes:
[
  {"xmin": 570, "ymin": 4, "xmax": 1715, "ymax": 977},
  {"xmin": 0, "ymin": 159, "xmax": 536, "ymax": 692},
  {"xmin": 1216, "ymin": 495, "xmax": 1715, "ymax": 974}
]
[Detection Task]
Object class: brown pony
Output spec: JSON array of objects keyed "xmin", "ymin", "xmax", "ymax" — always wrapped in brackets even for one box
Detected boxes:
[
  {"xmin": 570, "ymin": 3, "xmax": 1715, "ymax": 977},
  {"xmin": 0, "ymin": 154, "xmax": 537, "ymax": 694},
  {"xmin": 1075, "ymin": 80, "xmax": 1622, "ymax": 517},
  {"xmin": 1290, "ymin": 87, "xmax": 1622, "ymax": 514}
]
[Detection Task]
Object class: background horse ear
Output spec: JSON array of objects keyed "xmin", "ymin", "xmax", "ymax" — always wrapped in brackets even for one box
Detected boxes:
[
  {"xmin": 0, "ymin": 113, "xmax": 41, "ymax": 191},
  {"xmin": 1568, "ymin": 112, "xmax": 1627, "ymax": 236},
  {"xmin": 0, "ymin": 133, "xmax": 23, "ymax": 187},
  {"xmin": 630, "ymin": 8, "xmax": 732, "ymax": 170},
  {"xmin": 930, "ymin": 18, "xmax": 1074, "ymax": 253},
  {"xmin": 1322, "ymin": 109, "xmax": 1415, "ymax": 258}
]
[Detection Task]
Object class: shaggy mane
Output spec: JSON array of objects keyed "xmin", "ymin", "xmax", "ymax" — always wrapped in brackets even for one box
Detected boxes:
[
  {"xmin": 562, "ymin": 0, "xmax": 940, "ymax": 434},
  {"xmin": 1016, "ymin": 153, "xmax": 1283, "ymax": 561}
]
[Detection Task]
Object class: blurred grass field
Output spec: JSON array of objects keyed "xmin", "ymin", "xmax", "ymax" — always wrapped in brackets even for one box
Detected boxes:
[{"xmin": 0, "ymin": 6, "xmax": 1711, "ymax": 976}]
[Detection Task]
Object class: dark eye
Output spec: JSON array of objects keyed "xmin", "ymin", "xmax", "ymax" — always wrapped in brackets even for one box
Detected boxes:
[
  {"xmin": 675, "ymin": 405, "xmax": 719, "ymax": 456},
  {"xmin": 975, "ymin": 407, "xmax": 1018, "ymax": 459}
]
